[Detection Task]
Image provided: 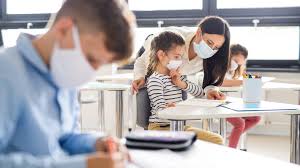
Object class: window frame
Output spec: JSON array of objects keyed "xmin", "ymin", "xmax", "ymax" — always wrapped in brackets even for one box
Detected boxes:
[
  {"xmin": 3, "ymin": 0, "xmax": 53, "ymax": 21},
  {"xmin": 1, "ymin": 0, "xmax": 300, "ymax": 71}
]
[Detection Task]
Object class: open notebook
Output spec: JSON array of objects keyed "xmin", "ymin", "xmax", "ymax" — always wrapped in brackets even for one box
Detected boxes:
[
  {"xmin": 177, "ymin": 98, "xmax": 228, "ymax": 107},
  {"xmin": 221, "ymin": 101, "xmax": 299, "ymax": 111},
  {"xmin": 128, "ymin": 149, "xmax": 189, "ymax": 168}
]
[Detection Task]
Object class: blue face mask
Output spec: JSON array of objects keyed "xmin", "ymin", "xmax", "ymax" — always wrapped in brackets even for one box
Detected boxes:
[{"xmin": 193, "ymin": 40, "xmax": 218, "ymax": 59}]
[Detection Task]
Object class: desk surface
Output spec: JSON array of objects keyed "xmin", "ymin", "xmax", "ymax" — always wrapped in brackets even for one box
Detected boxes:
[
  {"xmin": 129, "ymin": 140, "xmax": 299, "ymax": 168},
  {"xmin": 81, "ymin": 82, "xmax": 131, "ymax": 91},
  {"xmin": 220, "ymin": 82, "xmax": 300, "ymax": 92},
  {"xmin": 157, "ymin": 97, "xmax": 300, "ymax": 120},
  {"xmin": 96, "ymin": 73, "xmax": 300, "ymax": 92},
  {"xmin": 96, "ymin": 73, "xmax": 134, "ymax": 81}
]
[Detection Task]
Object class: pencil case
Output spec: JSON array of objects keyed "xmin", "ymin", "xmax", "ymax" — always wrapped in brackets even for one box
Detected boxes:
[{"xmin": 125, "ymin": 130, "xmax": 196, "ymax": 151}]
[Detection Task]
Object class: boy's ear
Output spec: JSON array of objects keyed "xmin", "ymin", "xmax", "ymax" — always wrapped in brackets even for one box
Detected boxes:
[{"xmin": 52, "ymin": 17, "xmax": 74, "ymax": 40}]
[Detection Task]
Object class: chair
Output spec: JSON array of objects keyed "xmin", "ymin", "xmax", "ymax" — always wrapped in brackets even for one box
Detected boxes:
[{"xmin": 136, "ymin": 87, "xmax": 188, "ymax": 129}]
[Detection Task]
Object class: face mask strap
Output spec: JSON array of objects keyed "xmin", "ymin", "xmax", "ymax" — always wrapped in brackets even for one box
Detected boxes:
[{"xmin": 71, "ymin": 26, "xmax": 82, "ymax": 49}]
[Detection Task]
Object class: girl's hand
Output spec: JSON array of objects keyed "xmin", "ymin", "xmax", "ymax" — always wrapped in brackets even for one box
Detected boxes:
[
  {"xmin": 167, "ymin": 102, "xmax": 176, "ymax": 107},
  {"xmin": 170, "ymin": 70, "xmax": 187, "ymax": 89}
]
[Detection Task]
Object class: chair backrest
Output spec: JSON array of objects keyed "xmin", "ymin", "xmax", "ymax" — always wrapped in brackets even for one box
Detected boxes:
[
  {"xmin": 136, "ymin": 86, "xmax": 188, "ymax": 129},
  {"xmin": 136, "ymin": 87, "xmax": 151, "ymax": 129}
]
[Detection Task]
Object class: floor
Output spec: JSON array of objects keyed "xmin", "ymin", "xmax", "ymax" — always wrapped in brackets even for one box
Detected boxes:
[{"xmin": 237, "ymin": 134, "xmax": 290, "ymax": 162}]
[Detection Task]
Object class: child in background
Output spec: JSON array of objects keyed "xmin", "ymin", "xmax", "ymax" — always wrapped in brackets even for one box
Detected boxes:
[
  {"xmin": 223, "ymin": 44, "xmax": 261, "ymax": 148},
  {"xmin": 146, "ymin": 31, "xmax": 223, "ymax": 145},
  {"xmin": 222, "ymin": 44, "xmax": 248, "ymax": 87}
]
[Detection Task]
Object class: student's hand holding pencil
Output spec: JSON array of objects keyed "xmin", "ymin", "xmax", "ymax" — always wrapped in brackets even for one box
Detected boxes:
[{"xmin": 87, "ymin": 137, "xmax": 130, "ymax": 168}]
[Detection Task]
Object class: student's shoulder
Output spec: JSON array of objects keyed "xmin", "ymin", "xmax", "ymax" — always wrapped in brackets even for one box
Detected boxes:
[
  {"xmin": 147, "ymin": 73, "xmax": 165, "ymax": 84},
  {"xmin": 0, "ymin": 47, "xmax": 26, "ymax": 83}
]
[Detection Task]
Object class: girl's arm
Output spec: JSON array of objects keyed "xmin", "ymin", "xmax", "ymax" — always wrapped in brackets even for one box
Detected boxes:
[
  {"xmin": 180, "ymin": 76, "xmax": 204, "ymax": 98},
  {"xmin": 147, "ymin": 76, "xmax": 167, "ymax": 112},
  {"xmin": 221, "ymin": 79, "xmax": 243, "ymax": 87}
]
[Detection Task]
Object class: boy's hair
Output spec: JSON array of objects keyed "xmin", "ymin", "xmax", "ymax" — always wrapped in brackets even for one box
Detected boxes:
[
  {"xmin": 145, "ymin": 31, "xmax": 185, "ymax": 79},
  {"xmin": 229, "ymin": 44, "xmax": 248, "ymax": 79},
  {"xmin": 54, "ymin": 0, "xmax": 133, "ymax": 61}
]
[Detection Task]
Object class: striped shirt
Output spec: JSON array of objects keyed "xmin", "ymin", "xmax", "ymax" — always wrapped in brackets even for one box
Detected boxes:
[{"xmin": 147, "ymin": 72, "xmax": 204, "ymax": 123}]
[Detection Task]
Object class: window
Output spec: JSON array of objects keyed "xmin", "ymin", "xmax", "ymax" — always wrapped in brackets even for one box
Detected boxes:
[
  {"xmin": 231, "ymin": 26, "xmax": 299, "ymax": 60},
  {"xmin": 217, "ymin": 0, "xmax": 300, "ymax": 9},
  {"xmin": 1, "ymin": 0, "xmax": 300, "ymax": 70},
  {"xmin": 132, "ymin": 27, "xmax": 161, "ymax": 56},
  {"xmin": 6, "ymin": 0, "xmax": 63, "ymax": 14},
  {"xmin": 1, "ymin": 29, "xmax": 48, "ymax": 47},
  {"xmin": 133, "ymin": 26, "xmax": 300, "ymax": 61},
  {"xmin": 128, "ymin": 0, "xmax": 202, "ymax": 11}
]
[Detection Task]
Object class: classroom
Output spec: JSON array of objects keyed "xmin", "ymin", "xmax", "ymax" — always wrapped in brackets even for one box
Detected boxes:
[{"xmin": 1, "ymin": 0, "xmax": 300, "ymax": 168}]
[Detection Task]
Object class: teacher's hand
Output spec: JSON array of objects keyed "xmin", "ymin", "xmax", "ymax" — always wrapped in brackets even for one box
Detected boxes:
[
  {"xmin": 131, "ymin": 78, "xmax": 145, "ymax": 94},
  {"xmin": 206, "ymin": 90, "xmax": 226, "ymax": 100}
]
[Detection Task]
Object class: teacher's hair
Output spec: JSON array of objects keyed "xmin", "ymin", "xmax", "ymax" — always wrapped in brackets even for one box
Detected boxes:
[{"xmin": 199, "ymin": 16, "xmax": 231, "ymax": 88}]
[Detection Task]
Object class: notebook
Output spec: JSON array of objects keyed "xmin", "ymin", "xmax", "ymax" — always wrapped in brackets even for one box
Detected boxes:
[
  {"xmin": 177, "ymin": 98, "xmax": 228, "ymax": 107},
  {"xmin": 128, "ymin": 149, "xmax": 188, "ymax": 168},
  {"xmin": 221, "ymin": 101, "xmax": 299, "ymax": 111}
]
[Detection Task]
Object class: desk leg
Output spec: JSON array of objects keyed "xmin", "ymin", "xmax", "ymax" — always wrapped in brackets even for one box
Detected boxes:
[
  {"xmin": 98, "ymin": 90, "xmax": 105, "ymax": 132},
  {"xmin": 116, "ymin": 91, "xmax": 124, "ymax": 138},
  {"xmin": 202, "ymin": 119, "xmax": 213, "ymax": 131},
  {"xmin": 128, "ymin": 91, "xmax": 134, "ymax": 132},
  {"xmin": 219, "ymin": 118, "xmax": 227, "ymax": 144},
  {"xmin": 170, "ymin": 120, "xmax": 185, "ymax": 131},
  {"xmin": 298, "ymin": 90, "xmax": 300, "ymax": 105},
  {"xmin": 202, "ymin": 119, "xmax": 208, "ymax": 130},
  {"xmin": 240, "ymin": 133, "xmax": 247, "ymax": 151},
  {"xmin": 290, "ymin": 114, "xmax": 300, "ymax": 164}
]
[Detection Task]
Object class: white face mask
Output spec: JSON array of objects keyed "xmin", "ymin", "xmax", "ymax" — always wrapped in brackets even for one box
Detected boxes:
[
  {"xmin": 50, "ymin": 26, "xmax": 97, "ymax": 88},
  {"xmin": 193, "ymin": 40, "xmax": 218, "ymax": 59},
  {"xmin": 230, "ymin": 60, "xmax": 239, "ymax": 71},
  {"xmin": 166, "ymin": 60, "xmax": 182, "ymax": 70}
]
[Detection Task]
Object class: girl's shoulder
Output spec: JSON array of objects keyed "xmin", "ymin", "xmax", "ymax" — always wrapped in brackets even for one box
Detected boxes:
[{"xmin": 147, "ymin": 72, "xmax": 170, "ymax": 84}]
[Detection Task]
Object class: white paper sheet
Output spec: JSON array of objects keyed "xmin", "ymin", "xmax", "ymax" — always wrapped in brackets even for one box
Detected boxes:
[
  {"xmin": 128, "ymin": 149, "xmax": 190, "ymax": 168},
  {"xmin": 177, "ymin": 98, "xmax": 226, "ymax": 107}
]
